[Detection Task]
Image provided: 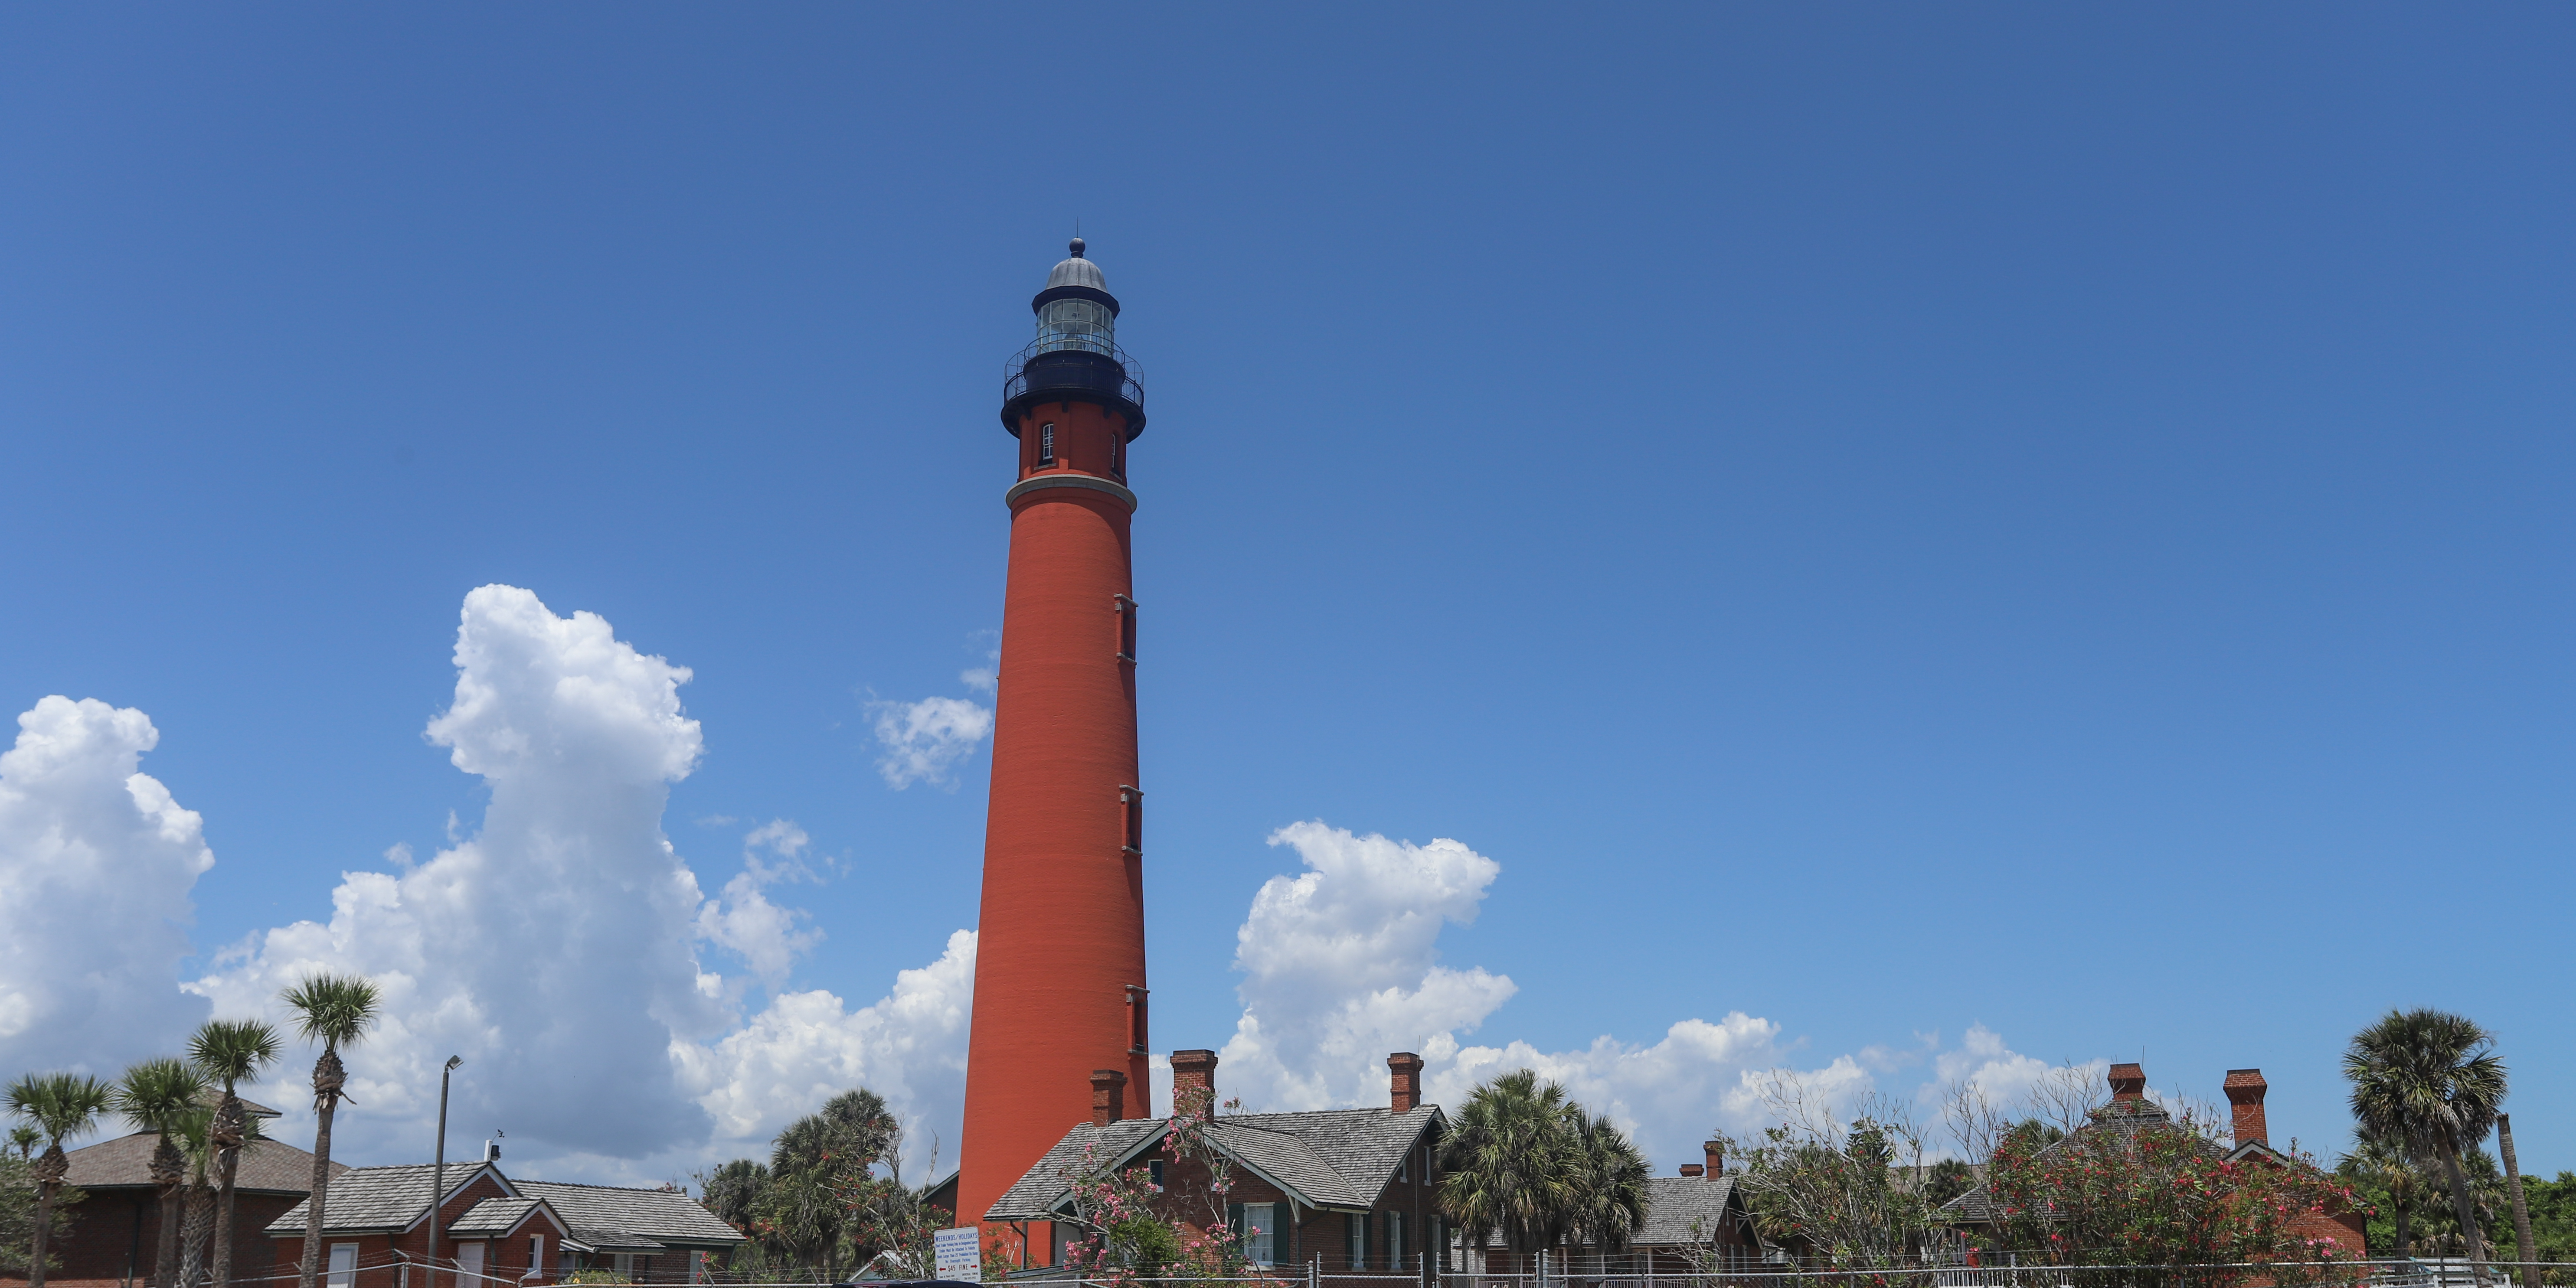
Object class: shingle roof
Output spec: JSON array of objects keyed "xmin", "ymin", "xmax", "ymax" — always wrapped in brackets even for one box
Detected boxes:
[
  {"xmin": 985, "ymin": 1120, "xmax": 1170, "ymax": 1221},
  {"xmin": 1634, "ymin": 1175, "xmax": 1744, "ymax": 1247},
  {"xmin": 67, "ymin": 1132, "xmax": 343, "ymax": 1195},
  {"xmin": 1220, "ymin": 1107, "xmax": 1439, "ymax": 1205},
  {"xmin": 986, "ymin": 1106, "xmax": 1443, "ymax": 1221},
  {"xmin": 449, "ymin": 1197, "xmax": 551, "ymax": 1237},
  {"xmin": 266, "ymin": 1163, "xmax": 506, "ymax": 1236},
  {"xmin": 515, "ymin": 1180, "xmax": 744, "ymax": 1251},
  {"xmin": 1200, "ymin": 1122, "xmax": 1372, "ymax": 1208}
]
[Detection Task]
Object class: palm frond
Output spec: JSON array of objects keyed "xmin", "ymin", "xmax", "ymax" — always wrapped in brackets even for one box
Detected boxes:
[
  {"xmin": 189, "ymin": 1019, "xmax": 284, "ymax": 1087},
  {"xmin": 116, "ymin": 1060, "xmax": 211, "ymax": 1136},
  {"xmin": 5, "ymin": 1073, "xmax": 114, "ymax": 1146}
]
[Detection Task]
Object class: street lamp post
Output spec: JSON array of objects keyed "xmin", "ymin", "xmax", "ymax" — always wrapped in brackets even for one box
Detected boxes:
[{"xmin": 429, "ymin": 1057, "xmax": 462, "ymax": 1288}]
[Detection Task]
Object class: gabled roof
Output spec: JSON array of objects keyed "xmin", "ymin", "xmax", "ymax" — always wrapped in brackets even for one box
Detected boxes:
[
  {"xmin": 1633, "ymin": 1175, "xmax": 1746, "ymax": 1247},
  {"xmin": 448, "ymin": 1197, "xmax": 567, "ymax": 1239},
  {"xmin": 266, "ymin": 1163, "xmax": 514, "ymax": 1236},
  {"xmin": 986, "ymin": 1105, "xmax": 1443, "ymax": 1222},
  {"xmin": 68, "ymin": 1132, "xmax": 343, "ymax": 1196},
  {"xmin": 986, "ymin": 1120, "xmax": 1167, "ymax": 1222},
  {"xmin": 515, "ymin": 1180, "xmax": 745, "ymax": 1251}
]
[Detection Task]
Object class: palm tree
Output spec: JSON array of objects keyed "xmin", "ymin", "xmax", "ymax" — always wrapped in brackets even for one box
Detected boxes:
[
  {"xmin": 189, "ymin": 1019, "xmax": 281, "ymax": 1288},
  {"xmin": 6, "ymin": 1071, "xmax": 114, "ymax": 1288},
  {"xmin": 280, "ymin": 974, "xmax": 379, "ymax": 1288},
  {"xmin": 1563, "ymin": 1106, "xmax": 1649, "ymax": 1254},
  {"xmin": 2343, "ymin": 1132, "xmax": 2428, "ymax": 1257},
  {"xmin": 2347, "ymin": 1009, "xmax": 2507, "ymax": 1284},
  {"xmin": 7, "ymin": 1125, "xmax": 36, "ymax": 1159},
  {"xmin": 116, "ymin": 1059, "xmax": 212, "ymax": 1288},
  {"xmin": 1439, "ymin": 1069, "xmax": 1580, "ymax": 1259},
  {"xmin": 759, "ymin": 1089, "xmax": 896, "ymax": 1276},
  {"xmin": 169, "ymin": 1105, "xmax": 229, "ymax": 1288}
]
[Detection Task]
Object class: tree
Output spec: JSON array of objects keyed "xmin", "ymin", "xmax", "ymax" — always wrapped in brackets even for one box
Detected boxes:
[
  {"xmin": 280, "ymin": 974, "xmax": 380, "ymax": 1288},
  {"xmin": 172, "ymin": 1103, "xmax": 262, "ymax": 1288},
  {"xmin": 754, "ymin": 1089, "xmax": 897, "ymax": 1276},
  {"xmin": 1983, "ymin": 1109, "xmax": 2364, "ymax": 1288},
  {"xmin": 837, "ymin": 1126, "xmax": 949, "ymax": 1280},
  {"xmin": 116, "ymin": 1058, "xmax": 211, "ymax": 1288},
  {"xmin": 189, "ymin": 1019, "xmax": 281, "ymax": 1288},
  {"xmin": 1438, "ymin": 1070, "xmax": 1648, "ymax": 1260},
  {"xmin": 2341, "ymin": 1132, "xmax": 2430, "ymax": 1257},
  {"xmin": 6, "ymin": 1072, "xmax": 112, "ymax": 1288},
  {"xmin": 697, "ymin": 1159, "xmax": 771, "ymax": 1236},
  {"xmin": 0, "ymin": 1151, "xmax": 53, "ymax": 1276},
  {"xmin": 7, "ymin": 1127, "xmax": 36, "ymax": 1161},
  {"xmin": 2346, "ymin": 1009, "xmax": 2507, "ymax": 1283},
  {"xmin": 1565, "ymin": 1107, "xmax": 1649, "ymax": 1253},
  {"xmin": 1716, "ymin": 1080, "xmax": 1940, "ymax": 1272}
]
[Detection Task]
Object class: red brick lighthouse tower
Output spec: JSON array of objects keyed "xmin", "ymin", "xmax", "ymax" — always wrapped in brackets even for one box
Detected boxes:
[{"xmin": 958, "ymin": 239, "xmax": 1152, "ymax": 1236}]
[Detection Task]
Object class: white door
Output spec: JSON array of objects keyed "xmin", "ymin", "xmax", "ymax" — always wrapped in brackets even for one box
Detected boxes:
[
  {"xmin": 327, "ymin": 1246, "xmax": 358, "ymax": 1288},
  {"xmin": 457, "ymin": 1242, "xmax": 485, "ymax": 1285}
]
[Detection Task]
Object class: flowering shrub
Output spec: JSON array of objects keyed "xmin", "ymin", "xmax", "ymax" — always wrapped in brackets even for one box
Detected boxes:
[
  {"xmin": 1983, "ymin": 1107, "xmax": 2367, "ymax": 1288},
  {"xmin": 1052, "ymin": 1089, "xmax": 1275, "ymax": 1285}
]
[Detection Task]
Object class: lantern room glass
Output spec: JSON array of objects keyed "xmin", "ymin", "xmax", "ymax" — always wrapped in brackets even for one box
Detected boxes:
[{"xmin": 1036, "ymin": 296, "xmax": 1115, "ymax": 355}]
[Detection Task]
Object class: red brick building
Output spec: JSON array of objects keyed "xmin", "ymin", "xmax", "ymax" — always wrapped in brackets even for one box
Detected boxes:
[
  {"xmin": 1618, "ymin": 1142, "xmax": 1761, "ymax": 1276},
  {"xmin": 7, "ymin": 1105, "xmax": 337, "ymax": 1288},
  {"xmin": 986, "ymin": 1050, "xmax": 1444, "ymax": 1280},
  {"xmin": 263, "ymin": 1161, "xmax": 743, "ymax": 1288}
]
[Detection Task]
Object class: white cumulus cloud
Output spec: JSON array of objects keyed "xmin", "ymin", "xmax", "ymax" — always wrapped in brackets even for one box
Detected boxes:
[
  {"xmin": 1209, "ymin": 819, "xmax": 2072, "ymax": 1168},
  {"xmin": 696, "ymin": 820, "xmax": 824, "ymax": 989},
  {"xmin": 0, "ymin": 696, "xmax": 215, "ymax": 1075},
  {"xmin": 184, "ymin": 586, "xmax": 977, "ymax": 1179},
  {"xmin": 190, "ymin": 586, "xmax": 729, "ymax": 1160},
  {"xmin": 1216, "ymin": 822, "xmax": 1517, "ymax": 1113},
  {"xmin": 677, "ymin": 929, "xmax": 976, "ymax": 1156},
  {"xmin": 869, "ymin": 696, "xmax": 993, "ymax": 790}
]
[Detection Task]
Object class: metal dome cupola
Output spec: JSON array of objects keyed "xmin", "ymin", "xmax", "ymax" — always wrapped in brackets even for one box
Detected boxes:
[{"xmin": 1004, "ymin": 237, "xmax": 1144, "ymax": 438}]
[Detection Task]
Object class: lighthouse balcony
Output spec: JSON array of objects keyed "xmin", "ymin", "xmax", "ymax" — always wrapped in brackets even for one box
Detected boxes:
[{"xmin": 1003, "ymin": 339, "xmax": 1146, "ymax": 435}]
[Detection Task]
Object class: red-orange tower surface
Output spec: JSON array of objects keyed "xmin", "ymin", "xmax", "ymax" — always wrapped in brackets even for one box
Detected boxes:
[{"xmin": 958, "ymin": 240, "xmax": 1153, "ymax": 1239}]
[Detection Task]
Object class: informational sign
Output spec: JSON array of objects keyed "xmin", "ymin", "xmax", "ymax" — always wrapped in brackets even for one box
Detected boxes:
[{"xmin": 934, "ymin": 1226, "xmax": 982, "ymax": 1282}]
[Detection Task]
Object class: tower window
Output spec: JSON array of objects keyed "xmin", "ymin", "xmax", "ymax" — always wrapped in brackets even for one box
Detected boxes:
[
  {"xmin": 1114, "ymin": 594, "xmax": 1137, "ymax": 663},
  {"xmin": 1111, "ymin": 434, "xmax": 1124, "ymax": 480},
  {"xmin": 1120, "ymin": 784, "xmax": 1143, "ymax": 857},
  {"xmin": 1038, "ymin": 422, "xmax": 1056, "ymax": 466},
  {"xmin": 1127, "ymin": 985, "xmax": 1149, "ymax": 1054}
]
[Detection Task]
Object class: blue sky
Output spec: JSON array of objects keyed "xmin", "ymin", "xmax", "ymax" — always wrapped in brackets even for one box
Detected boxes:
[{"xmin": 3, "ymin": 5, "xmax": 2570, "ymax": 1181}]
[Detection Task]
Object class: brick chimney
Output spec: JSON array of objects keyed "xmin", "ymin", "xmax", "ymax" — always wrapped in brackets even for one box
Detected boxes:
[
  {"xmin": 2223, "ymin": 1069, "xmax": 2268, "ymax": 1148},
  {"xmin": 1092, "ymin": 1069, "xmax": 1129, "ymax": 1127},
  {"xmin": 1678, "ymin": 1164, "xmax": 1703, "ymax": 1177},
  {"xmin": 1171, "ymin": 1049, "xmax": 1219, "ymax": 1106},
  {"xmin": 1704, "ymin": 1141, "xmax": 1723, "ymax": 1176},
  {"xmin": 1388, "ymin": 1052, "xmax": 1425, "ymax": 1112},
  {"xmin": 2108, "ymin": 1063, "xmax": 2146, "ymax": 1105}
]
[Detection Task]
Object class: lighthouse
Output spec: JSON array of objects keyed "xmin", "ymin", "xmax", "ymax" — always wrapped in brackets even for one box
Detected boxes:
[{"xmin": 956, "ymin": 239, "xmax": 1152, "ymax": 1239}]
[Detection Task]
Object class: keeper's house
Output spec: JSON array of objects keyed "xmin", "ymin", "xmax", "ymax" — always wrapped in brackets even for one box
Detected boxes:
[
  {"xmin": 265, "ymin": 1157, "xmax": 744, "ymax": 1288},
  {"xmin": 987, "ymin": 1050, "xmax": 1444, "ymax": 1280}
]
